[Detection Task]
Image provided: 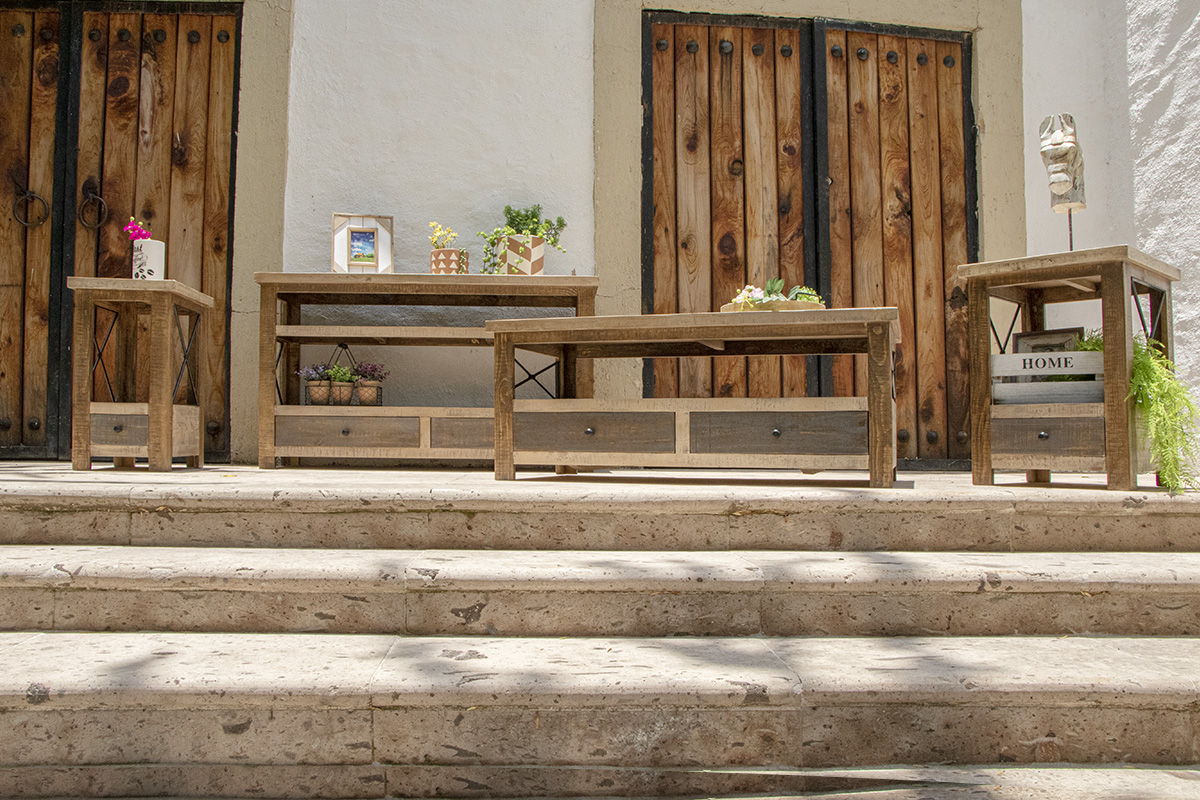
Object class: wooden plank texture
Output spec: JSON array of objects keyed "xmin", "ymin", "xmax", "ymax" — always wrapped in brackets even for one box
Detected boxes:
[
  {"xmin": 907, "ymin": 37, "xmax": 948, "ymax": 459},
  {"xmin": 650, "ymin": 23, "xmax": 678, "ymax": 398},
  {"xmin": 877, "ymin": 34, "xmax": 915, "ymax": 458},
  {"xmin": 775, "ymin": 27, "xmax": 807, "ymax": 397},
  {"xmin": 708, "ymin": 25, "xmax": 746, "ymax": 399},
  {"xmin": 74, "ymin": 12, "xmax": 108, "ymax": 280},
  {"xmin": 276, "ymin": 415, "xmax": 421, "ymax": 449},
  {"xmin": 515, "ymin": 411, "xmax": 676, "ymax": 454},
  {"xmin": 20, "ymin": 11, "xmax": 58, "ymax": 447},
  {"xmin": 673, "ymin": 24, "xmax": 712, "ymax": 398},
  {"xmin": 167, "ymin": 14, "xmax": 211, "ymax": 290},
  {"xmin": 937, "ymin": 39, "xmax": 970, "ymax": 459},
  {"xmin": 690, "ymin": 410, "xmax": 867, "ymax": 455},
  {"xmin": 0, "ymin": 11, "xmax": 33, "ymax": 446},
  {"xmin": 202, "ymin": 13, "xmax": 236, "ymax": 456},
  {"xmin": 823, "ymin": 29, "xmax": 854, "ymax": 397},
  {"xmin": 847, "ymin": 31, "xmax": 883, "ymax": 396},
  {"xmin": 742, "ymin": 25, "xmax": 781, "ymax": 398}
]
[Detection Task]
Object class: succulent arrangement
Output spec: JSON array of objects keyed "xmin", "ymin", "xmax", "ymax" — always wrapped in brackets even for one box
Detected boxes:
[
  {"xmin": 730, "ymin": 277, "xmax": 823, "ymax": 308},
  {"xmin": 478, "ymin": 204, "xmax": 566, "ymax": 274}
]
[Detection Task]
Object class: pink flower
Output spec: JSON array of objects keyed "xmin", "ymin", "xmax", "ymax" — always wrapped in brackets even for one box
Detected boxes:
[{"xmin": 123, "ymin": 217, "xmax": 152, "ymax": 241}]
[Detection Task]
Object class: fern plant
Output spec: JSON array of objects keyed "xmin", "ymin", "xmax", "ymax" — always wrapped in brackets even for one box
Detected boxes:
[{"xmin": 1068, "ymin": 330, "xmax": 1198, "ymax": 492}]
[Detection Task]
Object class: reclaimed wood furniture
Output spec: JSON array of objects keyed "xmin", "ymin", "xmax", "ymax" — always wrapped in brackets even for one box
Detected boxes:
[
  {"xmin": 486, "ymin": 308, "xmax": 900, "ymax": 487},
  {"xmin": 959, "ymin": 246, "xmax": 1180, "ymax": 490},
  {"xmin": 69, "ymin": 278, "xmax": 212, "ymax": 471},
  {"xmin": 256, "ymin": 273, "xmax": 598, "ymax": 467}
]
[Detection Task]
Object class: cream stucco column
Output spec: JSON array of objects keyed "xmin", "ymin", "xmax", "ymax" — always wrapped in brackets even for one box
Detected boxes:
[
  {"xmin": 594, "ymin": 0, "xmax": 1025, "ymax": 399},
  {"xmin": 229, "ymin": 0, "xmax": 293, "ymax": 463}
]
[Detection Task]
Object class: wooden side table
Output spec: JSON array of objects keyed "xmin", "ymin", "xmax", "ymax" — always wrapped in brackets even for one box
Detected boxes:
[
  {"xmin": 69, "ymin": 278, "xmax": 213, "ymax": 471},
  {"xmin": 958, "ymin": 246, "xmax": 1180, "ymax": 489}
]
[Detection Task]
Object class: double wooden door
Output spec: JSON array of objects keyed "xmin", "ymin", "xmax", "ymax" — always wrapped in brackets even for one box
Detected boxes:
[
  {"xmin": 0, "ymin": 2, "xmax": 238, "ymax": 460},
  {"xmin": 646, "ymin": 14, "xmax": 975, "ymax": 461}
]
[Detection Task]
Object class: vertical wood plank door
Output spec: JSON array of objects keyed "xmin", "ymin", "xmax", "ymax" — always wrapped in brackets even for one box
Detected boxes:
[
  {"xmin": 814, "ymin": 20, "xmax": 975, "ymax": 461},
  {"xmin": 0, "ymin": 5, "xmax": 240, "ymax": 461},
  {"xmin": 645, "ymin": 13, "xmax": 975, "ymax": 462},
  {"xmin": 647, "ymin": 17, "xmax": 815, "ymax": 401}
]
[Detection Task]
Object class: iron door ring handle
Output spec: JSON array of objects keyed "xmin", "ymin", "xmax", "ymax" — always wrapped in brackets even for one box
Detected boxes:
[
  {"xmin": 77, "ymin": 191, "xmax": 109, "ymax": 230},
  {"xmin": 13, "ymin": 190, "xmax": 49, "ymax": 228}
]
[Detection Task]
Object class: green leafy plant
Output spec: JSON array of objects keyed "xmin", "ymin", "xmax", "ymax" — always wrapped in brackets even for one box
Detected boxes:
[
  {"xmin": 731, "ymin": 277, "xmax": 824, "ymax": 307},
  {"xmin": 326, "ymin": 365, "xmax": 354, "ymax": 383},
  {"xmin": 1064, "ymin": 330, "xmax": 1198, "ymax": 492},
  {"xmin": 478, "ymin": 204, "xmax": 567, "ymax": 273}
]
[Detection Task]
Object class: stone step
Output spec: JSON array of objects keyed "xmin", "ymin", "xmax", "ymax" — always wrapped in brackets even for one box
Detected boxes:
[
  {"xmin": 3, "ymin": 631, "xmax": 1199, "ymax": 798},
  {"xmin": 4, "ymin": 546, "xmax": 1200, "ymax": 636},
  {"xmin": 2, "ymin": 465, "xmax": 1198, "ymax": 552},
  {"xmin": 6, "ymin": 765, "xmax": 1200, "ymax": 798}
]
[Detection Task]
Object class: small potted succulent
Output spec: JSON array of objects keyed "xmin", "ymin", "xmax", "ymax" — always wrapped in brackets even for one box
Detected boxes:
[
  {"xmin": 297, "ymin": 363, "xmax": 331, "ymax": 405},
  {"xmin": 478, "ymin": 204, "xmax": 566, "ymax": 275},
  {"xmin": 326, "ymin": 364, "xmax": 355, "ymax": 405},
  {"xmin": 722, "ymin": 277, "xmax": 825, "ymax": 312},
  {"xmin": 428, "ymin": 221, "xmax": 469, "ymax": 274},
  {"xmin": 353, "ymin": 362, "xmax": 389, "ymax": 405}
]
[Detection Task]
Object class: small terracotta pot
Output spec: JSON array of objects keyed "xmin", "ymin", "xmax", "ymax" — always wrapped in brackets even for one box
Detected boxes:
[
  {"xmin": 354, "ymin": 380, "xmax": 382, "ymax": 405},
  {"xmin": 498, "ymin": 235, "xmax": 545, "ymax": 275},
  {"xmin": 430, "ymin": 248, "xmax": 468, "ymax": 274},
  {"xmin": 306, "ymin": 380, "xmax": 331, "ymax": 405},
  {"xmin": 330, "ymin": 381, "xmax": 354, "ymax": 405}
]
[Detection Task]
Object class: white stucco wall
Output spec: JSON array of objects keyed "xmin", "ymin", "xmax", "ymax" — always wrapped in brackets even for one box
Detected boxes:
[
  {"xmin": 282, "ymin": 0, "xmax": 594, "ymax": 406},
  {"xmin": 1022, "ymin": 0, "xmax": 1200, "ymax": 390}
]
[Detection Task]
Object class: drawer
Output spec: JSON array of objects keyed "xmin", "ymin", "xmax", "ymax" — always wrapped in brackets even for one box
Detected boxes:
[
  {"xmin": 690, "ymin": 411, "xmax": 867, "ymax": 455},
  {"xmin": 991, "ymin": 416, "xmax": 1105, "ymax": 458},
  {"xmin": 515, "ymin": 411, "xmax": 675, "ymax": 453},
  {"xmin": 430, "ymin": 417, "xmax": 493, "ymax": 450},
  {"xmin": 276, "ymin": 415, "xmax": 420, "ymax": 448},
  {"xmin": 91, "ymin": 414, "xmax": 148, "ymax": 447}
]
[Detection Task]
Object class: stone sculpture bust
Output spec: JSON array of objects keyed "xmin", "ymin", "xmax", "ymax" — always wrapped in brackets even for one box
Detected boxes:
[{"xmin": 1039, "ymin": 113, "xmax": 1086, "ymax": 213}]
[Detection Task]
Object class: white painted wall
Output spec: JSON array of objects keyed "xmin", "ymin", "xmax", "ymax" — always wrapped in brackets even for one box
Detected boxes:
[
  {"xmin": 1022, "ymin": 0, "xmax": 1200, "ymax": 391},
  {"xmin": 283, "ymin": 0, "xmax": 595, "ymax": 406}
]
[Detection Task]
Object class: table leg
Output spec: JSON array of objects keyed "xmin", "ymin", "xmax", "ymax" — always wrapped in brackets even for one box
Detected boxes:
[
  {"xmin": 147, "ymin": 299, "xmax": 174, "ymax": 472},
  {"xmin": 575, "ymin": 292, "xmax": 595, "ymax": 399},
  {"xmin": 188, "ymin": 309, "xmax": 206, "ymax": 469},
  {"xmin": 556, "ymin": 344, "xmax": 578, "ymax": 475},
  {"xmin": 968, "ymin": 280, "xmax": 994, "ymax": 486},
  {"xmin": 71, "ymin": 297, "xmax": 94, "ymax": 470},
  {"xmin": 1102, "ymin": 262, "xmax": 1136, "ymax": 490},
  {"xmin": 493, "ymin": 332, "xmax": 516, "ymax": 480},
  {"xmin": 867, "ymin": 323, "xmax": 895, "ymax": 489},
  {"xmin": 258, "ymin": 286, "xmax": 279, "ymax": 468}
]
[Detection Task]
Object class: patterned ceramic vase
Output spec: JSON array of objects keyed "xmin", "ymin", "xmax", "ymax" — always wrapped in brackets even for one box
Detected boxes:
[
  {"xmin": 132, "ymin": 239, "xmax": 166, "ymax": 280},
  {"xmin": 430, "ymin": 248, "xmax": 468, "ymax": 274},
  {"xmin": 498, "ymin": 235, "xmax": 544, "ymax": 275}
]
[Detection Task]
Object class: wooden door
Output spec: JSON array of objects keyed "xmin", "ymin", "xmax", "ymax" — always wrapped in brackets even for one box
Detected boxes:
[
  {"xmin": 644, "ymin": 13, "xmax": 976, "ymax": 462},
  {"xmin": 646, "ymin": 17, "xmax": 816, "ymax": 401},
  {"xmin": 0, "ymin": 4, "xmax": 239, "ymax": 460},
  {"xmin": 816, "ymin": 21, "xmax": 974, "ymax": 460}
]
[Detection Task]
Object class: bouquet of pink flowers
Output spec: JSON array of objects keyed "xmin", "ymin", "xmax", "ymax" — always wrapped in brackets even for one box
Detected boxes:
[{"xmin": 123, "ymin": 217, "xmax": 152, "ymax": 241}]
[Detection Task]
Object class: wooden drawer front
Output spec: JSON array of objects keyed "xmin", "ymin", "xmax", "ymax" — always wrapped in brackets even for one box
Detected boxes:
[
  {"xmin": 430, "ymin": 417, "xmax": 493, "ymax": 450},
  {"xmin": 992, "ymin": 416, "xmax": 1105, "ymax": 458},
  {"xmin": 690, "ymin": 411, "xmax": 868, "ymax": 455},
  {"xmin": 515, "ymin": 412, "xmax": 675, "ymax": 453},
  {"xmin": 91, "ymin": 414, "xmax": 148, "ymax": 447},
  {"xmin": 276, "ymin": 416, "xmax": 420, "ymax": 448}
]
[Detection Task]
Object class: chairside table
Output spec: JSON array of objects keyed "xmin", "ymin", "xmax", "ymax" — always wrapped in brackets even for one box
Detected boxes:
[{"xmin": 69, "ymin": 278, "xmax": 212, "ymax": 471}]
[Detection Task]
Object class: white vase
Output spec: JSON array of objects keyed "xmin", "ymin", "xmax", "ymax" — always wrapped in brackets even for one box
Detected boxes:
[{"xmin": 132, "ymin": 239, "xmax": 166, "ymax": 280}]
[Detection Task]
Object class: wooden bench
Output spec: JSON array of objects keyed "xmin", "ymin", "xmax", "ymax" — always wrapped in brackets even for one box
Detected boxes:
[{"xmin": 486, "ymin": 308, "xmax": 900, "ymax": 487}]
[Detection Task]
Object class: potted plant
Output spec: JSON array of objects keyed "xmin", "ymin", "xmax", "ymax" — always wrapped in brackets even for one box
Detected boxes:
[
  {"xmin": 478, "ymin": 204, "xmax": 566, "ymax": 275},
  {"xmin": 353, "ymin": 362, "xmax": 389, "ymax": 405},
  {"xmin": 428, "ymin": 222, "xmax": 469, "ymax": 274},
  {"xmin": 125, "ymin": 217, "xmax": 165, "ymax": 280},
  {"xmin": 297, "ymin": 363, "xmax": 331, "ymax": 405},
  {"xmin": 722, "ymin": 278, "xmax": 825, "ymax": 311},
  {"xmin": 326, "ymin": 364, "xmax": 355, "ymax": 405}
]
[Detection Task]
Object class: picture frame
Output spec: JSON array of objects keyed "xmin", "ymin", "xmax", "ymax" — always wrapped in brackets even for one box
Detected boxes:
[
  {"xmin": 331, "ymin": 213, "xmax": 394, "ymax": 273},
  {"xmin": 1013, "ymin": 327, "xmax": 1085, "ymax": 354}
]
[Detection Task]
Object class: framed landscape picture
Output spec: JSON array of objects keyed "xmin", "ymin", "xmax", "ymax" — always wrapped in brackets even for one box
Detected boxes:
[{"xmin": 331, "ymin": 214, "xmax": 394, "ymax": 273}]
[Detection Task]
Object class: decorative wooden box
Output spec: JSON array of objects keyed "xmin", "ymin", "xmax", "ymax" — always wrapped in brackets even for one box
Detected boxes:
[{"xmin": 958, "ymin": 246, "xmax": 1179, "ymax": 490}]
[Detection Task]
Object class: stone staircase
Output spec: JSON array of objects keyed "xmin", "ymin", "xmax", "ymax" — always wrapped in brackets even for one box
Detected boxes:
[{"xmin": 1, "ymin": 465, "xmax": 1199, "ymax": 799}]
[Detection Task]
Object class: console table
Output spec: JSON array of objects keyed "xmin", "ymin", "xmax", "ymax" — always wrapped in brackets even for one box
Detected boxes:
[
  {"xmin": 256, "ymin": 273, "xmax": 598, "ymax": 467},
  {"xmin": 69, "ymin": 277, "xmax": 212, "ymax": 471},
  {"xmin": 486, "ymin": 308, "xmax": 900, "ymax": 487}
]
